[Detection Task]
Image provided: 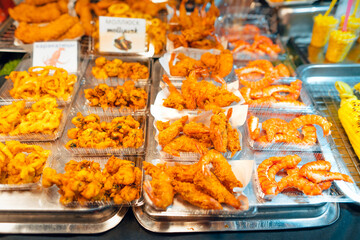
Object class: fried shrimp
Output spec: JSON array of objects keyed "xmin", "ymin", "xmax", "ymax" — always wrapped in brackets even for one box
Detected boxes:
[
  {"xmin": 172, "ymin": 180, "xmax": 223, "ymax": 210},
  {"xmin": 288, "ymin": 115, "xmax": 332, "ymax": 136},
  {"xmin": 143, "ymin": 162, "xmax": 174, "ymax": 209},
  {"xmin": 158, "ymin": 116, "xmax": 188, "ymax": 146}
]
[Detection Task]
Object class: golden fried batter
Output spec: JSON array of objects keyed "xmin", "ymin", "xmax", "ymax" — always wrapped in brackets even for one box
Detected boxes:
[
  {"xmin": 84, "ymin": 81, "xmax": 147, "ymax": 110},
  {"xmin": 42, "ymin": 156, "xmax": 141, "ymax": 206},
  {"xmin": 0, "ymin": 98, "xmax": 62, "ymax": 136},
  {"xmin": 0, "ymin": 141, "xmax": 50, "ymax": 185},
  {"xmin": 9, "ymin": 3, "xmax": 62, "ymax": 23},
  {"xmin": 92, "ymin": 57, "xmax": 149, "ymax": 80},
  {"xmin": 7, "ymin": 66, "xmax": 77, "ymax": 101},
  {"xmin": 66, "ymin": 113, "xmax": 144, "ymax": 149}
]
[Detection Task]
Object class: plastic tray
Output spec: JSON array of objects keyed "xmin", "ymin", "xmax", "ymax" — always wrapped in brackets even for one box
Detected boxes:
[
  {"xmin": 0, "ymin": 141, "xmax": 54, "ymax": 191},
  {"xmin": 143, "ymin": 158, "xmax": 256, "ymax": 217},
  {"xmin": 74, "ymin": 81, "xmax": 150, "ymax": 117},
  {"xmin": 42, "ymin": 154, "xmax": 144, "ymax": 208},
  {"xmin": 230, "ymin": 34, "xmax": 287, "ymax": 61},
  {"xmin": 215, "ymin": 13, "xmax": 270, "ymax": 42},
  {"xmin": 61, "ymin": 112, "xmax": 147, "ymax": 156},
  {"xmin": 0, "ymin": 102, "xmax": 70, "ymax": 142},
  {"xmin": 0, "ymin": 55, "xmax": 81, "ymax": 106},
  {"xmin": 245, "ymin": 110, "xmax": 332, "ymax": 152},
  {"xmin": 252, "ymin": 150, "xmax": 357, "ymax": 205},
  {"xmin": 84, "ymin": 55, "xmax": 152, "ymax": 85}
]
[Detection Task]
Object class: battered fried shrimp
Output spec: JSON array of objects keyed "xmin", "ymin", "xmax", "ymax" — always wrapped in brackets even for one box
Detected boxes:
[
  {"xmin": 155, "ymin": 120, "xmax": 170, "ymax": 132},
  {"xmin": 172, "ymin": 180, "xmax": 223, "ymax": 210},
  {"xmin": 7, "ymin": 66, "xmax": 77, "ymax": 101},
  {"xmin": 42, "ymin": 156, "xmax": 142, "ymax": 206},
  {"xmin": 0, "ymin": 98, "xmax": 62, "ymax": 136},
  {"xmin": 200, "ymin": 150, "xmax": 243, "ymax": 192},
  {"xmin": 194, "ymin": 167, "xmax": 241, "ymax": 209},
  {"xmin": 66, "ymin": 113, "xmax": 144, "ymax": 149},
  {"xmin": 9, "ymin": 3, "xmax": 61, "ymax": 23},
  {"xmin": 163, "ymin": 135, "xmax": 208, "ymax": 157},
  {"xmin": 158, "ymin": 116, "xmax": 188, "ymax": 146},
  {"xmin": 161, "ymin": 163, "xmax": 200, "ymax": 183},
  {"xmin": 84, "ymin": 82, "xmax": 148, "ymax": 110},
  {"xmin": 183, "ymin": 121, "xmax": 210, "ymax": 139},
  {"xmin": 0, "ymin": 141, "xmax": 50, "ymax": 185},
  {"xmin": 14, "ymin": 14, "xmax": 79, "ymax": 44},
  {"xmin": 25, "ymin": 0, "xmax": 56, "ymax": 5},
  {"xmin": 210, "ymin": 111, "xmax": 229, "ymax": 153},
  {"xmin": 143, "ymin": 162, "xmax": 174, "ymax": 209}
]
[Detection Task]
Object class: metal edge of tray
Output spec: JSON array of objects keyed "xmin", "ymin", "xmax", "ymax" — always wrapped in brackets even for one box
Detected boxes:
[
  {"xmin": 0, "ymin": 207, "xmax": 128, "ymax": 234},
  {"xmin": 132, "ymin": 202, "xmax": 339, "ymax": 233},
  {"xmin": 297, "ymin": 63, "xmax": 360, "ymax": 203}
]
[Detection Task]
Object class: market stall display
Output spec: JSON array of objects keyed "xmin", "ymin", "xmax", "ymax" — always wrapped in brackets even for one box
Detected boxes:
[{"xmin": 0, "ymin": 0, "xmax": 359, "ymax": 235}]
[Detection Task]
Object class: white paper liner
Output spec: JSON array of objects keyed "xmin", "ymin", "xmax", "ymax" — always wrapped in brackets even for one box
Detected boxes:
[
  {"xmin": 144, "ymin": 159, "xmax": 254, "ymax": 213},
  {"xmin": 159, "ymin": 47, "xmax": 222, "ymax": 77},
  {"xmin": 151, "ymin": 80, "xmax": 245, "ymax": 119}
]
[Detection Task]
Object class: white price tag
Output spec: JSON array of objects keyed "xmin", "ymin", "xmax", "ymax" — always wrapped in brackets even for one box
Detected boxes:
[
  {"xmin": 33, "ymin": 41, "xmax": 78, "ymax": 73},
  {"xmin": 99, "ymin": 16, "xmax": 146, "ymax": 53}
]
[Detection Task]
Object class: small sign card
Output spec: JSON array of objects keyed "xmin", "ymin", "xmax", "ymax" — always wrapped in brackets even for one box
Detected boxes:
[
  {"xmin": 99, "ymin": 16, "xmax": 146, "ymax": 53},
  {"xmin": 33, "ymin": 41, "xmax": 78, "ymax": 73}
]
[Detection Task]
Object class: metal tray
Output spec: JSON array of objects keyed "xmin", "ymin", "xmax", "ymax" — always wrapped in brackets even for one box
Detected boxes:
[
  {"xmin": 265, "ymin": 0, "xmax": 317, "ymax": 8},
  {"xmin": 298, "ymin": 64, "xmax": 360, "ymax": 197}
]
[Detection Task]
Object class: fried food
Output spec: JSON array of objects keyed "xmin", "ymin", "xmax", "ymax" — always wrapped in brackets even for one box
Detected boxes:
[
  {"xmin": 66, "ymin": 113, "xmax": 144, "ymax": 149},
  {"xmin": 58, "ymin": 22, "xmax": 85, "ymax": 40},
  {"xmin": 42, "ymin": 156, "xmax": 141, "ymax": 206},
  {"xmin": 143, "ymin": 161, "xmax": 174, "ymax": 209},
  {"xmin": 162, "ymin": 72, "xmax": 240, "ymax": 111},
  {"xmin": 6, "ymin": 66, "xmax": 77, "ymax": 101},
  {"xmin": 75, "ymin": 0, "xmax": 94, "ymax": 36},
  {"xmin": 172, "ymin": 180, "xmax": 223, "ymax": 210},
  {"xmin": 158, "ymin": 116, "xmax": 188, "ymax": 146},
  {"xmin": 84, "ymin": 81, "xmax": 148, "ymax": 110},
  {"xmin": 0, "ymin": 98, "xmax": 62, "ymax": 136},
  {"xmin": 257, "ymin": 156, "xmax": 353, "ymax": 197},
  {"xmin": 248, "ymin": 114, "xmax": 331, "ymax": 145},
  {"xmin": 168, "ymin": 0, "xmax": 220, "ymax": 49},
  {"xmin": 156, "ymin": 110, "xmax": 241, "ymax": 157},
  {"xmin": 0, "ymin": 141, "xmax": 50, "ymax": 185},
  {"xmin": 143, "ymin": 154, "xmax": 243, "ymax": 210},
  {"xmin": 25, "ymin": 0, "xmax": 57, "ymax": 5},
  {"xmin": 9, "ymin": 3, "xmax": 62, "ymax": 23},
  {"xmin": 14, "ymin": 14, "xmax": 80, "ymax": 44},
  {"xmin": 169, "ymin": 51, "xmax": 233, "ymax": 78},
  {"xmin": 92, "ymin": 57, "xmax": 149, "ymax": 80},
  {"xmin": 231, "ymin": 34, "xmax": 281, "ymax": 57}
]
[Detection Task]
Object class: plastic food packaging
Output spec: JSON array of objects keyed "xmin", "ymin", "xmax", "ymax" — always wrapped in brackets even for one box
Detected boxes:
[
  {"xmin": 310, "ymin": 14, "xmax": 339, "ymax": 47},
  {"xmin": 325, "ymin": 30, "xmax": 356, "ymax": 63},
  {"xmin": 339, "ymin": 16, "xmax": 360, "ymax": 38}
]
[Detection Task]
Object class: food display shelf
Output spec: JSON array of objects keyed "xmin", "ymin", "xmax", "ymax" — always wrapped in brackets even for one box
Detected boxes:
[
  {"xmin": 0, "ymin": 18, "xmax": 91, "ymax": 55},
  {"xmin": 298, "ymin": 64, "xmax": 360, "ymax": 188}
]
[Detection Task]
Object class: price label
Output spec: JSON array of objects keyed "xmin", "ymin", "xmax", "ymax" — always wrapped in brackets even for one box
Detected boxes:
[
  {"xmin": 99, "ymin": 16, "xmax": 146, "ymax": 53},
  {"xmin": 33, "ymin": 41, "xmax": 78, "ymax": 73}
]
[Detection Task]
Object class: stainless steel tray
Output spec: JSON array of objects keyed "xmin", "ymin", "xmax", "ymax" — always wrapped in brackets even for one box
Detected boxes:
[
  {"xmin": 298, "ymin": 64, "xmax": 360, "ymax": 193},
  {"xmin": 133, "ymin": 202, "xmax": 339, "ymax": 232}
]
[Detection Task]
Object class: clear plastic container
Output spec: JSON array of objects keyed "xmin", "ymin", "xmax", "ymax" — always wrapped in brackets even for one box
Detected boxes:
[
  {"xmin": 307, "ymin": 45, "xmax": 325, "ymax": 63},
  {"xmin": 143, "ymin": 158, "xmax": 256, "ymax": 216},
  {"xmin": 230, "ymin": 34, "xmax": 286, "ymax": 61},
  {"xmin": 152, "ymin": 110, "xmax": 244, "ymax": 161},
  {"xmin": 84, "ymin": 55, "xmax": 152, "ymax": 86},
  {"xmin": 42, "ymin": 154, "xmax": 144, "ymax": 207},
  {"xmin": 74, "ymin": 82, "xmax": 150, "ymax": 117},
  {"xmin": 0, "ymin": 141, "xmax": 54, "ymax": 191},
  {"xmin": 325, "ymin": 30, "xmax": 356, "ymax": 63},
  {"xmin": 0, "ymin": 102, "xmax": 70, "ymax": 142},
  {"xmin": 252, "ymin": 151, "xmax": 356, "ymax": 204},
  {"xmin": 339, "ymin": 16, "xmax": 360, "ymax": 38},
  {"xmin": 245, "ymin": 110, "xmax": 332, "ymax": 152},
  {"xmin": 61, "ymin": 112, "xmax": 147, "ymax": 156},
  {"xmin": 310, "ymin": 14, "xmax": 339, "ymax": 48},
  {"xmin": 0, "ymin": 55, "xmax": 81, "ymax": 106}
]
